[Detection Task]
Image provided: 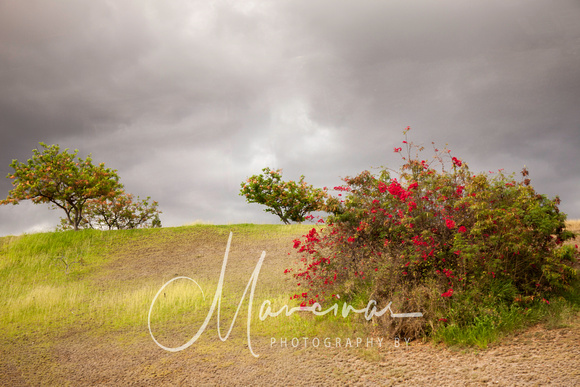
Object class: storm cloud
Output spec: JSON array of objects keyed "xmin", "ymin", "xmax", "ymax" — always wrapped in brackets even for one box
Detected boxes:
[{"xmin": 1, "ymin": 0, "xmax": 579, "ymax": 236}]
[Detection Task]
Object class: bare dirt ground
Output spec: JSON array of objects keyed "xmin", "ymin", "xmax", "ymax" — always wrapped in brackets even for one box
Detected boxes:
[
  {"xmin": 2, "ymin": 225, "xmax": 579, "ymax": 386},
  {"xmin": 2, "ymin": 319, "xmax": 579, "ymax": 386}
]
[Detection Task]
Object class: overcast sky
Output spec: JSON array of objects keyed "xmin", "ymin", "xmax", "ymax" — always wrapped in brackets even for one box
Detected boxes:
[{"xmin": 1, "ymin": 0, "xmax": 579, "ymax": 236}]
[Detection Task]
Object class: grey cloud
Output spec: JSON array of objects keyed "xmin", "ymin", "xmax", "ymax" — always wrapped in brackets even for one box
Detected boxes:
[{"xmin": 1, "ymin": 0, "xmax": 579, "ymax": 236}]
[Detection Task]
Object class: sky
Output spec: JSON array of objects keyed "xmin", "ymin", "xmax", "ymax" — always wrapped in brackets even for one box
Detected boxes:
[{"xmin": 1, "ymin": 0, "xmax": 579, "ymax": 236}]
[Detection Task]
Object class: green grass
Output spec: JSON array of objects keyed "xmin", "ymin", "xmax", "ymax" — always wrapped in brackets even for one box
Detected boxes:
[
  {"xmin": 431, "ymin": 283, "xmax": 580, "ymax": 349},
  {"xmin": 1, "ymin": 224, "xmax": 368, "ymax": 346}
]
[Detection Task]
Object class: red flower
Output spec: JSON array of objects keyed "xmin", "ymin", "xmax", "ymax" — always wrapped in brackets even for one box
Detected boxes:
[
  {"xmin": 439, "ymin": 318, "xmax": 448, "ymax": 322},
  {"xmin": 378, "ymin": 181, "xmax": 387, "ymax": 193},
  {"xmin": 452, "ymin": 157, "xmax": 462, "ymax": 167},
  {"xmin": 445, "ymin": 218, "xmax": 456, "ymax": 229},
  {"xmin": 441, "ymin": 288, "xmax": 454, "ymax": 297},
  {"xmin": 394, "ymin": 147, "xmax": 402, "ymax": 153},
  {"xmin": 458, "ymin": 226, "xmax": 467, "ymax": 233}
]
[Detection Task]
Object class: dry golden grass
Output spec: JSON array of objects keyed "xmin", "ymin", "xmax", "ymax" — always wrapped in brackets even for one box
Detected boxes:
[
  {"xmin": 565, "ymin": 219, "xmax": 580, "ymax": 249},
  {"xmin": 566, "ymin": 219, "xmax": 580, "ymax": 233}
]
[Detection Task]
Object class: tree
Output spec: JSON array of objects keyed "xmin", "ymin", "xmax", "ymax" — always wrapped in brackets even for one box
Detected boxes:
[
  {"xmin": 240, "ymin": 167, "xmax": 327, "ymax": 224},
  {"xmin": 58, "ymin": 192, "xmax": 162, "ymax": 230},
  {"xmin": 1, "ymin": 143, "xmax": 123, "ymax": 230}
]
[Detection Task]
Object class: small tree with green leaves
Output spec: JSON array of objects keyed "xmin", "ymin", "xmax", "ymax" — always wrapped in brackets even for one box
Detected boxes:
[
  {"xmin": 1, "ymin": 143, "xmax": 123, "ymax": 230},
  {"xmin": 240, "ymin": 167, "xmax": 327, "ymax": 224},
  {"xmin": 58, "ymin": 192, "xmax": 162, "ymax": 230}
]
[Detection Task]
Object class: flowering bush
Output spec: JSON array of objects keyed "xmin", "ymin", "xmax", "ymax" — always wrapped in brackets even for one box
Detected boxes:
[
  {"xmin": 240, "ymin": 167, "xmax": 327, "ymax": 224},
  {"xmin": 287, "ymin": 128, "xmax": 579, "ymax": 337}
]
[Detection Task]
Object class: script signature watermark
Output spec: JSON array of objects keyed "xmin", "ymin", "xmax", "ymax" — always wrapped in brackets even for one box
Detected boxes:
[{"xmin": 148, "ymin": 232, "xmax": 422, "ymax": 357}]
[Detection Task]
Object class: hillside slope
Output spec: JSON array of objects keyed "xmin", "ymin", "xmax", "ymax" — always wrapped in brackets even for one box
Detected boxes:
[{"xmin": 1, "ymin": 224, "xmax": 579, "ymax": 386}]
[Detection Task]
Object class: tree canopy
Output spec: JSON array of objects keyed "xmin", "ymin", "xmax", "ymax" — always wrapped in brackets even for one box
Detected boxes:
[
  {"xmin": 240, "ymin": 167, "xmax": 327, "ymax": 224},
  {"xmin": 1, "ymin": 143, "xmax": 123, "ymax": 230},
  {"xmin": 59, "ymin": 192, "xmax": 161, "ymax": 230}
]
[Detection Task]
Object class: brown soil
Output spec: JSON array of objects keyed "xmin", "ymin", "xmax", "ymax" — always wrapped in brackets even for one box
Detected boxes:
[
  {"xmin": 2, "ymin": 225, "xmax": 579, "ymax": 386},
  {"xmin": 2, "ymin": 320, "xmax": 579, "ymax": 386}
]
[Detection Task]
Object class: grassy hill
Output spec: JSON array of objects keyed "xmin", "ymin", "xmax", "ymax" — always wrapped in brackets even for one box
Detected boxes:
[
  {"xmin": 1, "ymin": 223, "xmax": 579, "ymax": 385},
  {"xmin": 0, "ymin": 224, "xmax": 333, "ymax": 338},
  {"xmin": 0, "ymin": 224, "xmax": 371, "ymax": 383}
]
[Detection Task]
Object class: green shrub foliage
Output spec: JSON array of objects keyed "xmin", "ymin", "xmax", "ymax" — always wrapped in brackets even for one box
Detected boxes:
[{"xmin": 288, "ymin": 128, "xmax": 579, "ymax": 338}]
